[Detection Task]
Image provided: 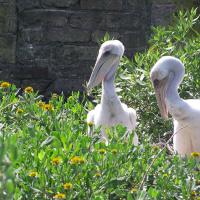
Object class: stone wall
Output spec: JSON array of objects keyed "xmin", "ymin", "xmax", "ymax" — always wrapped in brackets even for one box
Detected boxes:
[{"xmin": 0, "ymin": 0, "xmax": 177, "ymax": 96}]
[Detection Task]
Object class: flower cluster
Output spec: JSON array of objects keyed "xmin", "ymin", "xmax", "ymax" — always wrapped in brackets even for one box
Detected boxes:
[
  {"xmin": 0, "ymin": 81, "xmax": 11, "ymax": 88},
  {"xmin": 63, "ymin": 182, "xmax": 72, "ymax": 190},
  {"xmin": 28, "ymin": 171, "xmax": 38, "ymax": 177},
  {"xmin": 43, "ymin": 103, "xmax": 54, "ymax": 111},
  {"xmin": 51, "ymin": 157, "xmax": 62, "ymax": 165},
  {"xmin": 53, "ymin": 193, "xmax": 65, "ymax": 199},
  {"xmin": 16, "ymin": 108, "xmax": 24, "ymax": 114},
  {"xmin": 70, "ymin": 156, "xmax": 85, "ymax": 165},
  {"xmin": 95, "ymin": 172, "xmax": 101, "ymax": 177},
  {"xmin": 37, "ymin": 101, "xmax": 54, "ymax": 111},
  {"xmin": 191, "ymin": 152, "xmax": 200, "ymax": 158},
  {"xmin": 24, "ymin": 86, "xmax": 33, "ymax": 94},
  {"xmin": 130, "ymin": 188, "xmax": 138, "ymax": 193}
]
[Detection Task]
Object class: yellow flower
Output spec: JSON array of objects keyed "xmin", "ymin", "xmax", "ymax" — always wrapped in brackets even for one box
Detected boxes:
[
  {"xmin": 191, "ymin": 152, "xmax": 200, "ymax": 158},
  {"xmin": 111, "ymin": 149, "xmax": 117, "ymax": 154},
  {"xmin": 70, "ymin": 156, "xmax": 85, "ymax": 165},
  {"xmin": 130, "ymin": 187, "xmax": 138, "ymax": 193},
  {"xmin": 191, "ymin": 190, "xmax": 197, "ymax": 197},
  {"xmin": 95, "ymin": 172, "xmax": 101, "ymax": 177},
  {"xmin": 24, "ymin": 86, "xmax": 33, "ymax": 94},
  {"xmin": 16, "ymin": 108, "xmax": 24, "ymax": 114},
  {"xmin": 28, "ymin": 171, "xmax": 38, "ymax": 177},
  {"xmin": 87, "ymin": 121, "xmax": 93, "ymax": 127},
  {"xmin": 0, "ymin": 81, "xmax": 11, "ymax": 88},
  {"xmin": 37, "ymin": 101, "xmax": 45, "ymax": 108},
  {"xmin": 99, "ymin": 149, "xmax": 106, "ymax": 155},
  {"xmin": 63, "ymin": 182, "xmax": 72, "ymax": 190},
  {"xmin": 53, "ymin": 193, "xmax": 66, "ymax": 199},
  {"xmin": 51, "ymin": 157, "xmax": 62, "ymax": 165},
  {"xmin": 43, "ymin": 103, "xmax": 54, "ymax": 111}
]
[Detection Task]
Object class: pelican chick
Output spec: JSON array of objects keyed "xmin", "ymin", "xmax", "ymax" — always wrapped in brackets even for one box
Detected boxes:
[
  {"xmin": 87, "ymin": 40, "xmax": 138, "ymax": 145},
  {"xmin": 151, "ymin": 56, "xmax": 200, "ymax": 156}
]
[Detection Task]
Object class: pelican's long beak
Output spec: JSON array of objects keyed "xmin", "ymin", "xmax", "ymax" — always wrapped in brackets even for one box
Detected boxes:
[
  {"xmin": 152, "ymin": 78, "xmax": 169, "ymax": 119},
  {"xmin": 87, "ymin": 53, "xmax": 119, "ymax": 90}
]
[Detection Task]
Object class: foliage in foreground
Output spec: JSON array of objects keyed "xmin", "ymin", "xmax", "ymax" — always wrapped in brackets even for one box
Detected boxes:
[
  {"xmin": 0, "ymin": 88, "xmax": 200, "ymax": 200},
  {"xmin": 0, "ymin": 9, "xmax": 200, "ymax": 200}
]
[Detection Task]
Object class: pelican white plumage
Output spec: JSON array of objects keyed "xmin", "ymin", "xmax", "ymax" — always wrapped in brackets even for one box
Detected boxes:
[
  {"xmin": 150, "ymin": 56, "xmax": 200, "ymax": 156},
  {"xmin": 87, "ymin": 40, "xmax": 138, "ymax": 145}
]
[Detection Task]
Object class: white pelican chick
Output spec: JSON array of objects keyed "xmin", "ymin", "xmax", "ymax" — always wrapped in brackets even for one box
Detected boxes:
[
  {"xmin": 150, "ymin": 56, "xmax": 200, "ymax": 156},
  {"xmin": 87, "ymin": 40, "xmax": 138, "ymax": 145}
]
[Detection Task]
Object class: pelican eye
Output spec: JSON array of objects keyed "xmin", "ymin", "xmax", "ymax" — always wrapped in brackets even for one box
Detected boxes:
[
  {"xmin": 104, "ymin": 51, "xmax": 111, "ymax": 57},
  {"xmin": 153, "ymin": 79, "xmax": 159, "ymax": 87}
]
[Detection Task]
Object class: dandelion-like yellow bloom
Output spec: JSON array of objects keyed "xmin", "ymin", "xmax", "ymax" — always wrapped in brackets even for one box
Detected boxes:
[
  {"xmin": 87, "ymin": 121, "xmax": 93, "ymax": 127},
  {"xmin": 37, "ymin": 101, "xmax": 45, "ymax": 108},
  {"xmin": 95, "ymin": 172, "xmax": 101, "ymax": 177},
  {"xmin": 24, "ymin": 86, "xmax": 33, "ymax": 94},
  {"xmin": 99, "ymin": 149, "xmax": 106, "ymax": 155},
  {"xmin": 70, "ymin": 156, "xmax": 85, "ymax": 165},
  {"xmin": 51, "ymin": 157, "xmax": 62, "ymax": 165},
  {"xmin": 43, "ymin": 103, "xmax": 54, "ymax": 111},
  {"xmin": 53, "ymin": 193, "xmax": 66, "ymax": 199},
  {"xmin": 63, "ymin": 182, "xmax": 72, "ymax": 190},
  {"xmin": 0, "ymin": 81, "xmax": 11, "ymax": 88},
  {"xmin": 28, "ymin": 171, "xmax": 38, "ymax": 177},
  {"xmin": 16, "ymin": 108, "xmax": 24, "ymax": 114},
  {"xmin": 130, "ymin": 188, "xmax": 138, "ymax": 193},
  {"xmin": 191, "ymin": 152, "xmax": 200, "ymax": 158},
  {"xmin": 111, "ymin": 149, "xmax": 117, "ymax": 154},
  {"xmin": 191, "ymin": 190, "xmax": 197, "ymax": 197}
]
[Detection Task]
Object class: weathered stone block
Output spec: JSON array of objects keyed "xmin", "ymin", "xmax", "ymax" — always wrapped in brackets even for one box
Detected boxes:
[
  {"xmin": 0, "ymin": 35, "xmax": 16, "ymax": 64},
  {"xmin": 17, "ymin": 45, "xmax": 52, "ymax": 65},
  {"xmin": 122, "ymin": 31, "xmax": 146, "ymax": 48},
  {"xmin": 0, "ymin": 64, "xmax": 11, "ymax": 80},
  {"xmin": 20, "ymin": 27, "xmax": 44, "ymax": 43},
  {"xmin": 70, "ymin": 12, "xmax": 105, "ymax": 30},
  {"xmin": 80, "ymin": 0, "xmax": 122, "ymax": 10},
  {"xmin": 54, "ymin": 45, "xmax": 98, "ymax": 63},
  {"xmin": 151, "ymin": 3, "xmax": 176, "ymax": 25},
  {"xmin": 52, "ymin": 78, "xmax": 84, "ymax": 94},
  {"xmin": 105, "ymin": 13, "xmax": 141, "ymax": 30},
  {"xmin": 152, "ymin": 0, "xmax": 174, "ymax": 4},
  {"xmin": 20, "ymin": 10, "xmax": 69, "ymax": 28},
  {"xmin": 0, "ymin": 2, "xmax": 16, "ymax": 33},
  {"xmin": 17, "ymin": 0, "xmax": 40, "ymax": 12},
  {"xmin": 41, "ymin": 0, "xmax": 79, "ymax": 8},
  {"xmin": 46, "ymin": 28, "xmax": 91, "ymax": 42},
  {"xmin": 55, "ymin": 61, "xmax": 94, "ymax": 79}
]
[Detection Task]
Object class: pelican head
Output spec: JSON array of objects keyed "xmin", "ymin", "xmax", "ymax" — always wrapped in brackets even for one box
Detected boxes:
[
  {"xmin": 87, "ymin": 40, "xmax": 124, "ymax": 89},
  {"xmin": 150, "ymin": 56, "xmax": 185, "ymax": 119}
]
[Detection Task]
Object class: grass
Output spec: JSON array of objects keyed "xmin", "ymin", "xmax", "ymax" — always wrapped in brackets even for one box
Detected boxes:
[{"xmin": 0, "ymin": 85, "xmax": 199, "ymax": 200}]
